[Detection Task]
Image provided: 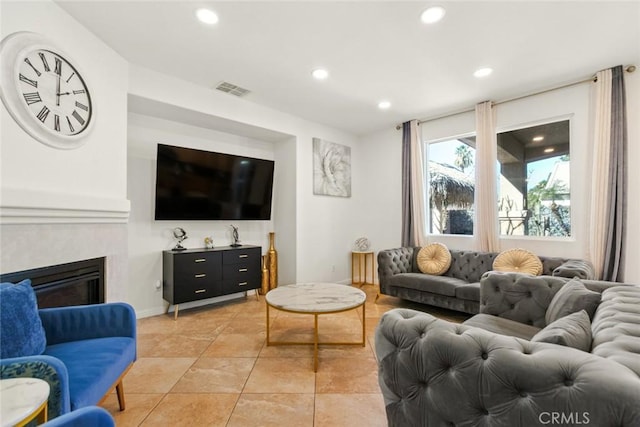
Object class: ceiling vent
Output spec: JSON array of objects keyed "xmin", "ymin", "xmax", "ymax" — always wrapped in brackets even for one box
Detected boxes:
[{"xmin": 215, "ymin": 81, "xmax": 251, "ymax": 97}]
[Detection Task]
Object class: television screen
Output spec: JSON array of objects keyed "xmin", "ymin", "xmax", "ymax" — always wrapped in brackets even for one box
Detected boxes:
[{"xmin": 154, "ymin": 144, "xmax": 275, "ymax": 220}]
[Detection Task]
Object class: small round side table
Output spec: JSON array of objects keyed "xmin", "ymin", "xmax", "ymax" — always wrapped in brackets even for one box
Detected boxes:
[{"xmin": 0, "ymin": 378, "xmax": 50, "ymax": 427}]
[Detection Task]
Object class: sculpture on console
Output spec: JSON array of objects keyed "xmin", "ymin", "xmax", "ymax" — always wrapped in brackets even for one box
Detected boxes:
[
  {"xmin": 172, "ymin": 227, "xmax": 188, "ymax": 251},
  {"xmin": 230, "ymin": 225, "xmax": 241, "ymax": 247}
]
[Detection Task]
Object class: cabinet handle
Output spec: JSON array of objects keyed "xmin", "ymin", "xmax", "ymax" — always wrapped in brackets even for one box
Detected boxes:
[
  {"xmin": 194, "ymin": 259, "xmax": 206, "ymax": 263},
  {"xmin": 239, "ymin": 268, "xmax": 248, "ymax": 272},
  {"xmin": 239, "ymin": 254, "xmax": 248, "ymax": 258},
  {"xmin": 239, "ymin": 282, "xmax": 248, "ymax": 286},
  {"xmin": 195, "ymin": 289, "xmax": 206, "ymax": 293},
  {"xmin": 194, "ymin": 274, "xmax": 206, "ymax": 278}
]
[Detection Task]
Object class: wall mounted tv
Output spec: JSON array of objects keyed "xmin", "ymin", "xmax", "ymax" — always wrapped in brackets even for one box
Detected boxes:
[{"xmin": 154, "ymin": 144, "xmax": 275, "ymax": 220}]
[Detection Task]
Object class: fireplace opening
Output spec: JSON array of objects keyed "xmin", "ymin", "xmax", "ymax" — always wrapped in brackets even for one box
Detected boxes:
[{"xmin": 0, "ymin": 257, "xmax": 105, "ymax": 308}]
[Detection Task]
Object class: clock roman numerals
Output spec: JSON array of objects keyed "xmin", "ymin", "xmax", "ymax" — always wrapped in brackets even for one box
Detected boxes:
[
  {"xmin": 16, "ymin": 48, "xmax": 92, "ymax": 138},
  {"xmin": 23, "ymin": 58, "xmax": 41, "ymax": 77},
  {"xmin": 75, "ymin": 101, "xmax": 89, "ymax": 111},
  {"xmin": 23, "ymin": 92, "xmax": 42, "ymax": 105},
  {"xmin": 19, "ymin": 74, "xmax": 38, "ymax": 88},
  {"xmin": 54, "ymin": 58, "xmax": 62, "ymax": 76},
  {"xmin": 66, "ymin": 116, "xmax": 75, "ymax": 133},
  {"xmin": 38, "ymin": 52, "xmax": 50, "ymax": 72},
  {"xmin": 72, "ymin": 110, "xmax": 85, "ymax": 126},
  {"xmin": 36, "ymin": 106, "xmax": 50, "ymax": 123}
]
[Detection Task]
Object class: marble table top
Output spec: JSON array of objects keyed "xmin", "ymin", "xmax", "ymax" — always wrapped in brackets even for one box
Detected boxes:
[
  {"xmin": 0, "ymin": 378, "xmax": 49, "ymax": 427},
  {"xmin": 266, "ymin": 283, "xmax": 366, "ymax": 313}
]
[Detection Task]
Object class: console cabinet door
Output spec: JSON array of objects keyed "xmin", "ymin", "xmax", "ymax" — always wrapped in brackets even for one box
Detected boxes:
[
  {"xmin": 222, "ymin": 247, "xmax": 261, "ymax": 294},
  {"xmin": 163, "ymin": 251, "xmax": 223, "ymax": 304}
]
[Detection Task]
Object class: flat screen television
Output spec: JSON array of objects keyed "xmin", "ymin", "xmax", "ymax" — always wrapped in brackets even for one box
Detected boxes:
[{"xmin": 154, "ymin": 144, "xmax": 275, "ymax": 220}]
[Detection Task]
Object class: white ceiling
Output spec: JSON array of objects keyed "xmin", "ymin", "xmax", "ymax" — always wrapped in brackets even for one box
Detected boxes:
[{"xmin": 56, "ymin": 1, "xmax": 640, "ymax": 136}]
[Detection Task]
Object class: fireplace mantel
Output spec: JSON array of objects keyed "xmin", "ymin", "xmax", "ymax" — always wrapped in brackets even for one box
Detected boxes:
[{"xmin": 0, "ymin": 188, "xmax": 130, "ymax": 224}]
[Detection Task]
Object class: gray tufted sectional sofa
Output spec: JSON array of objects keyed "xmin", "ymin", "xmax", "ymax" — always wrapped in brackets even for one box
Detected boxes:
[
  {"xmin": 377, "ymin": 247, "xmax": 594, "ymax": 314},
  {"xmin": 375, "ymin": 272, "xmax": 640, "ymax": 426}
]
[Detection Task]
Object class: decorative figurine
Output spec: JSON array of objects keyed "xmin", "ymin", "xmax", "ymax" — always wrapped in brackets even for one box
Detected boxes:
[
  {"xmin": 230, "ymin": 224, "xmax": 241, "ymax": 247},
  {"xmin": 172, "ymin": 227, "xmax": 188, "ymax": 251},
  {"xmin": 354, "ymin": 237, "xmax": 371, "ymax": 251},
  {"xmin": 204, "ymin": 236, "xmax": 214, "ymax": 249}
]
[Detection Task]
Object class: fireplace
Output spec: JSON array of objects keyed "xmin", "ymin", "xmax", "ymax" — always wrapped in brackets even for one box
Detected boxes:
[{"xmin": 0, "ymin": 257, "xmax": 105, "ymax": 308}]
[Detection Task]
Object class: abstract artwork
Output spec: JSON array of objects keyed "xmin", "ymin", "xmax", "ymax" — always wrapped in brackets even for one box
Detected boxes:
[{"xmin": 313, "ymin": 138, "xmax": 351, "ymax": 197}]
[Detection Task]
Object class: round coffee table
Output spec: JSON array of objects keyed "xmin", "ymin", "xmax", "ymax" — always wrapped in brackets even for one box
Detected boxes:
[{"xmin": 265, "ymin": 283, "xmax": 366, "ymax": 372}]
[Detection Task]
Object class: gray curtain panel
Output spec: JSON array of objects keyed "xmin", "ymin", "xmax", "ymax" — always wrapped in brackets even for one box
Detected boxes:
[
  {"xmin": 401, "ymin": 121, "xmax": 415, "ymax": 247},
  {"xmin": 602, "ymin": 65, "xmax": 627, "ymax": 282}
]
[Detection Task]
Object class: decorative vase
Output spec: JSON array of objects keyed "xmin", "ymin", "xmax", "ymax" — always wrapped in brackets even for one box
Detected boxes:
[
  {"xmin": 268, "ymin": 232, "xmax": 278, "ymax": 289},
  {"xmin": 260, "ymin": 255, "xmax": 270, "ymax": 295}
]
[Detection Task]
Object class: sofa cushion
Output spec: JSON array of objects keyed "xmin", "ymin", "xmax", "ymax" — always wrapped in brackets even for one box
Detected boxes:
[
  {"xmin": 455, "ymin": 282, "xmax": 480, "ymax": 301},
  {"xmin": 389, "ymin": 273, "xmax": 465, "ymax": 296},
  {"xmin": 43, "ymin": 337, "xmax": 136, "ymax": 410},
  {"xmin": 493, "ymin": 248, "xmax": 542, "ymax": 275},
  {"xmin": 532, "ymin": 310, "xmax": 592, "ymax": 351},
  {"xmin": 0, "ymin": 279, "xmax": 47, "ymax": 359},
  {"xmin": 463, "ymin": 313, "xmax": 541, "ymax": 340},
  {"xmin": 545, "ymin": 278, "xmax": 600, "ymax": 324},
  {"xmin": 591, "ymin": 285, "xmax": 640, "ymax": 376},
  {"xmin": 552, "ymin": 259, "xmax": 595, "ymax": 280},
  {"xmin": 417, "ymin": 243, "xmax": 451, "ymax": 275}
]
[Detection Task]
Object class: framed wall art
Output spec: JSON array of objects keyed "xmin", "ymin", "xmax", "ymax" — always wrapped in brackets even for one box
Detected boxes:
[{"xmin": 313, "ymin": 138, "xmax": 351, "ymax": 197}]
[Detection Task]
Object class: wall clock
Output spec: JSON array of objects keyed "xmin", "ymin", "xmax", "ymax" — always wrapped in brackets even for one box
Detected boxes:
[{"xmin": 0, "ymin": 32, "xmax": 94, "ymax": 149}]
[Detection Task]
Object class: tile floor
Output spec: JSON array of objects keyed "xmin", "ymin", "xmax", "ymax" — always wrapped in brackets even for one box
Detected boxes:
[{"xmin": 101, "ymin": 285, "xmax": 469, "ymax": 426}]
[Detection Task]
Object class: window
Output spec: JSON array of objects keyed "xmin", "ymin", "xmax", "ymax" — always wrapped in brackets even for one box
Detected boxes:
[
  {"xmin": 497, "ymin": 120, "xmax": 570, "ymax": 237},
  {"xmin": 426, "ymin": 136, "xmax": 476, "ymax": 235}
]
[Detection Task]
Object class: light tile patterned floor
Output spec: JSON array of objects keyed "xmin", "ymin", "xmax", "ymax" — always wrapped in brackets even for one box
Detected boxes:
[{"xmin": 101, "ymin": 285, "xmax": 468, "ymax": 426}]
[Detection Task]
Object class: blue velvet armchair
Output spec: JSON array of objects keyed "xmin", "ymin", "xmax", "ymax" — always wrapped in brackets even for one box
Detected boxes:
[{"xmin": 0, "ymin": 280, "xmax": 136, "ymax": 421}]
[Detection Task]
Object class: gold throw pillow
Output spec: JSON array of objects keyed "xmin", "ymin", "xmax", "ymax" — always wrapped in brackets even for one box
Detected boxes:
[
  {"xmin": 493, "ymin": 248, "xmax": 543, "ymax": 275},
  {"xmin": 417, "ymin": 243, "xmax": 452, "ymax": 275}
]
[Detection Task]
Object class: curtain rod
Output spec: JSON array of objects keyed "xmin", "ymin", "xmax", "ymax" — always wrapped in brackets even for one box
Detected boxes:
[{"xmin": 395, "ymin": 64, "xmax": 636, "ymax": 130}]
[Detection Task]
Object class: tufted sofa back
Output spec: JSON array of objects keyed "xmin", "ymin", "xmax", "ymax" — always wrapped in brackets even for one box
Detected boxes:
[
  {"xmin": 378, "ymin": 248, "xmax": 594, "ymax": 289},
  {"xmin": 444, "ymin": 250, "xmax": 496, "ymax": 282},
  {"xmin": 375, "ymin": 308, "xmax": 640, "ymax": 426},
  {"xmin": 479, "ymin": 272, "xmax": 629, "ymax": 328}
]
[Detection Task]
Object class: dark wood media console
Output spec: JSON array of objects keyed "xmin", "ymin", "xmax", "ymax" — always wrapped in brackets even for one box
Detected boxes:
[{"xmin": 162, "ymin": 245, "xmax": 261, "ymax": 319}]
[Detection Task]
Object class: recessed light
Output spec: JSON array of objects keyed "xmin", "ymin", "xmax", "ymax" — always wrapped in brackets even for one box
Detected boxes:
[
  {"xmin": 378, "ymin": 101, "xmax": 391, "ymax": 110},
  {"xmin": 421, "ymin": 6, "xmax": 446, "ymax": 24},
  {"xmin": 533, "ymin": 136, "xmax": 545, "ymax": 142},
  {"xmin": 473, "ymin": 67, "xmax": 493, "ymax": 78},
  {"xmin": 544, "ymin": 147, "xmax": 555, "ymax": 153},
  {"xmin": 196, "ymin": 8, "xmax": 219, "ymax": 25},
  {"xmin": 312, "ymin": 68, "xmax": 329, "ymax": 80}
]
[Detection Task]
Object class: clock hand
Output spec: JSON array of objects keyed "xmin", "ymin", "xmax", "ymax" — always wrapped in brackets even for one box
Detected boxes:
[
  {"xmin": 56, "ymin": 91, "xmax": 72, "ymax": 96},
  {"xmin": 56, "ymin": 70, "xmax": 61, "ymax": 106}
]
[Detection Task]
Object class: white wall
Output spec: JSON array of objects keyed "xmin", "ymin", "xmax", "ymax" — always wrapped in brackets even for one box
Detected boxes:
[{"xmin": 0, "ymin": 0, "xmax": 129, "ymax": 217}]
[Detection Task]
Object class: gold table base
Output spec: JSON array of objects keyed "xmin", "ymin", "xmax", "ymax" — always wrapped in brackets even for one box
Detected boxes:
[{"xmin": 266, "ymin": 302, "xmax": 366, "ymax": 372}]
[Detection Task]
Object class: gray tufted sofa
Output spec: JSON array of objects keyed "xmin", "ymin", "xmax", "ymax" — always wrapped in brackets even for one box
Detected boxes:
[
  {"xmin": 375, "ymin": 272, "xmax": 640, "ymax": 426},
  {"xmin": 377, "ymin": 247, "xmax": 594, "ymax": 314}
]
